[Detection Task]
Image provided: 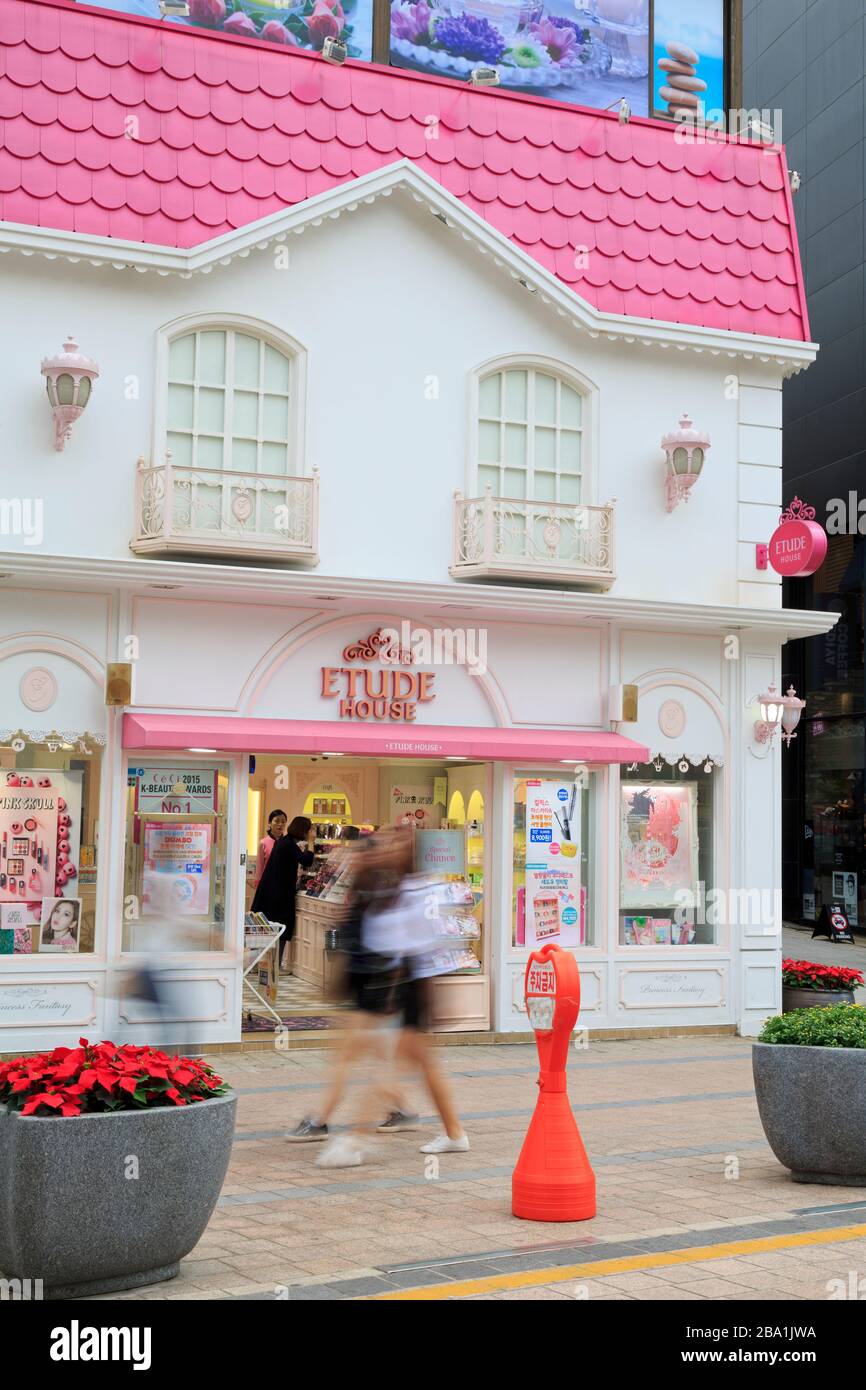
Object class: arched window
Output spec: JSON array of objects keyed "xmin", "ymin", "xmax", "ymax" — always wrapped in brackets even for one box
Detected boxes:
[
  {"xmin": 476, "ymin": 364, "xmax": 583, "ymax": 503},
  {"xmin": 164, "ymin": 323, "xmax": 299, "ymax": 475}
]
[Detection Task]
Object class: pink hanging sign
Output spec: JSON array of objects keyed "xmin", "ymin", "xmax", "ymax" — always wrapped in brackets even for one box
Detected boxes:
[{"xmin": 768, "ymin": 499, "xmax": 827, "ymax": 578}]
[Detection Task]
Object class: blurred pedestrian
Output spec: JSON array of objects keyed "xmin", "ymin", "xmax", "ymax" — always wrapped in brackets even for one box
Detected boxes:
[{"xmin": 296, "ymin": 828, "xmax": 468, "ymax": 1167}]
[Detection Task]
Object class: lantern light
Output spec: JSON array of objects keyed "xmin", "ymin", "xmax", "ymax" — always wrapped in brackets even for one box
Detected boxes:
[
  {"xmin": 780, "ymin": 686, "xmax": 806, "ymax": 746},
  {"xmin": 40, "ymin": 337, "xmax": 99, "ymax": 452},
  {"xmin": 661, "ymin": 412, "xmax": 710, "ymax": 512},
  {"xmin": 754, "ymin": 684, "xmax": 785, "ymax": 745}
]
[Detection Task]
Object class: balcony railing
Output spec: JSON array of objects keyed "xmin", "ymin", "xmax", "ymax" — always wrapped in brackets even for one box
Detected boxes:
[
  {"xmin": 130, "ymin": 457, "xmax": 319, "ymax": 565},
  {"xmin": 450, "ymin": 489, "xmax": 615, "ymax": 588}
]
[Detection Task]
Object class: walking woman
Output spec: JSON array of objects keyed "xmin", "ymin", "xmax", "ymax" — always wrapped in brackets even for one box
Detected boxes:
[{"xmin": 251, "ymin": 814, "xmax": 315, "ymax": 972}]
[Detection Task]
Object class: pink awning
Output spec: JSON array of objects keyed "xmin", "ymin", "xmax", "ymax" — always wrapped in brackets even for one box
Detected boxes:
[{"xmin": 122, "ymin": 714, "xmax": 648, "ymax": 764}]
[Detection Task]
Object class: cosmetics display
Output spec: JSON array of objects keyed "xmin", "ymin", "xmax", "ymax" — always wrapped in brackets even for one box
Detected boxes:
[
  {"xmin": 427, "ymin": 875, "xmax": 483, "ymax": 971},
  {"xmin": 622, "ymin": 915, "xmax": 695, "ymax": 946},
  {"xmin": 0, "ymin": 769, "xmax": 85, "ymax": 950}
]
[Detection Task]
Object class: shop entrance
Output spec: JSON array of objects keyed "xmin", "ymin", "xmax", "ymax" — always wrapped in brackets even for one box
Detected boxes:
[{"xmin": 243, "ymin": 754, "xmax": 490, "ymax": 1035}]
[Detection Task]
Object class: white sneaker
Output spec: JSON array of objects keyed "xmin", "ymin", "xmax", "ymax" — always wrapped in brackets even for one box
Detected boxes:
[
  {"xmin": 315, "ymin": 1135, "xmax": 364, "ymax": 1168},
  {"xmin": 420, "ymin": 1133, "xmax": 469, "ymax": 1154}
]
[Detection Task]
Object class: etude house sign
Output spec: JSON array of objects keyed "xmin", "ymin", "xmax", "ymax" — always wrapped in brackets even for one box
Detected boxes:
[
  {"xmin": 320, "ymin": 629, "xmax": 436, "ymax": 723},
  {"xmin": 768, "ymin": 499, "xmax": 828, "ymax": 578}
]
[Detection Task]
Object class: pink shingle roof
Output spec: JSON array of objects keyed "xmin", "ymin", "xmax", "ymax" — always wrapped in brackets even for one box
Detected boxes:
[{"xmin": 0, "ymin": 0, "xmax": 809, "ymax": 341}]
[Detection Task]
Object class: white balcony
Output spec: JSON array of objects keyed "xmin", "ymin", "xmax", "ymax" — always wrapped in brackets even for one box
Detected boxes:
[
  {"xmin": 130, "ymin": 457, "xmax": 319, "ymax": 564},
  {"xmin": 450, "ymin": 490, "xmax": 615, "ymax": 588}
]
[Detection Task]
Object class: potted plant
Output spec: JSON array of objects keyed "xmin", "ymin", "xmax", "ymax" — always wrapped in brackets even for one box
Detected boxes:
[
  {"xmin": 0, "ymin": 1038, "xmax": 236, "ymax": 1299},
  {"xmin": 753, "ymin": 1004, "xmax": 866, "ymax": 1186},
  {"xmin": 781, "ymin": 957, "xmax": 863, "ymax": 1012}
]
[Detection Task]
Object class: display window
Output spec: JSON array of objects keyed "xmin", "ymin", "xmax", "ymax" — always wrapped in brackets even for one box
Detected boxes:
[
  {"xmin": 0, "ymin": 730, "xmax": 104, "ymax": 956},
  {"xmin": 619, "ymin": 761, "xmax": 716, "ymax": 945},
  {"xmin": 512, "ymin": 769, "xmax": 596, "ymax": 948},
  {"xmin": 122, "ymin": 761, "xmax": 231, "ymax": 952}
]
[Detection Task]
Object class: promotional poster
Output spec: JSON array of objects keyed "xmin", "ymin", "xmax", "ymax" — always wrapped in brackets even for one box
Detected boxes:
[
  {"xmin": 142, "ymin": 821, "xmax": 214, "ymax": 918},
  {"xmin": 390, "ymin": 784, "xmax": 440, "ymax": 829},
  {"xmin": 652, "ymin": 0, "xmax": 725, "ymax": 119},
  {"xmin": 391, "ymin": 0, "xmax": 650, "ymax": 114},
  {"xmin": 620, "ymin": 782, "xmax": 697, "ymax": 910},
  {"xmin": 80, "ymin": 0, "xmax": 374, "ymax": 61},
  {"xmin": 0, "ymin": 773, "xmax": 83, "ymax": 939},
  {"xmin": 523, "ymin": 779, "xmax": 582, "ymax": 948}
]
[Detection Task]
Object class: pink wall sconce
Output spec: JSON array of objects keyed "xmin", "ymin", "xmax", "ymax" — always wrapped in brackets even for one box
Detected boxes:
[
  {"xmin": 40, "ymin": 337, "xmax": 99, "ymax": 452},
  {"xmin": 752, "ymin": 683, "xmax": 806, "ymax": 747},
  {"xmin": 661, "ymin": 413, "xmax": 710, "ymax": 512}
]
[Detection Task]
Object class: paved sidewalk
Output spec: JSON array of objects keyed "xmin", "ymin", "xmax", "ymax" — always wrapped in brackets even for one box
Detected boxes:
[{"xmin": 98, "ymin": 1033, "xmax": 866, "ymax": 1302}]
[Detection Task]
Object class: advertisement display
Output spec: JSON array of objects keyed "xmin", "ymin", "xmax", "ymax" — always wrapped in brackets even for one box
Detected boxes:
[
  {"xmin": 80, "ymin": 0, "xmax": 726, "ymax": 120},
  {"xmin": 80, "ymin": 0, "xmax": 374, "ymax": 61},
  {"xmin": 142, "ymin": 821, "xmax": 213, "ymax": 918},
  {"xmin": 416, "ymin": 829, "xmax": 465, "ymax": 875},
  {"xmin": 0, "ymin": 770, "xmax": 83, "ymax": 932},
  {"xmin": 620, "ymin": 782, "xmax": 697, "ymax": 910},
  {"xmin": 832, "ymin": 871, "xmax": 858, "ymax": 928},
  {"xmin": 652, "ymin": 0, "xmax": 725, "ymax": 119},
  {"xmin": 390, "ymin": 784, "xmax": 440, "ymax": 828},
  {"xmin": 391, "ymin": 0, "xmax": 650, "ymax": 113},
  {"xmin": 132, "ymin": 768, "xmax": 218, "ymax": 816},
  {"xmin": 523, "ymin": 779, "xmax": 582, "ymax": 948}
]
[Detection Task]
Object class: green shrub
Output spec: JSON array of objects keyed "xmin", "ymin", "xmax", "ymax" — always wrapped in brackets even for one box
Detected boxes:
[{"xmin": 759, "ymin": 1003, "xmax": 866, "ymax": 1048}]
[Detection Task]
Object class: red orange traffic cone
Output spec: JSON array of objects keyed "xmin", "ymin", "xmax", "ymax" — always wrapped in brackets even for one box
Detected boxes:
[{"xmin": 512, "ymin": 944, "xmax": 596, "ymax": 1222}]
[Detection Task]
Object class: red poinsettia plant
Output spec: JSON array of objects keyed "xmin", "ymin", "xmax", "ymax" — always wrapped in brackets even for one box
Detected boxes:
[
  {"xmin": 0, "ymin": 1038, "xmax": 230, "ymax": 1118},
  {"xmin": 782, "ymin": 958, "xmax": 864, "ymax": 991}
]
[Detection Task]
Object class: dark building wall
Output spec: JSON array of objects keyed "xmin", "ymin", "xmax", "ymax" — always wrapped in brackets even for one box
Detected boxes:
[
  {"xmin": 743, "ymin": 0, "xmax": 866, "ymax": 929},
  {"xmin": 742, "ymin": 0, "xmax": 865, "ymax": 513}
]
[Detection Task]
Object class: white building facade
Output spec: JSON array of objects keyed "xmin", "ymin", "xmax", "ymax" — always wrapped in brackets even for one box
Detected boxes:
[{"xmin": 0, "ymin": 1, "xmax": 834, "ymax": 1052}]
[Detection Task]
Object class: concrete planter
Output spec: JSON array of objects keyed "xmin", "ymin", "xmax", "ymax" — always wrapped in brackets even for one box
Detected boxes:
[
  {"xmin": 753, "ymin": 1042, "xmax": 866, "ymax": 1186},
  {"xmin": 782, "ymin": 986, "xmax": 855, "ymax": 1013},
  {"xmin": 0, "ymin": 1091, "xmax": 236, "ymax": 1298}
]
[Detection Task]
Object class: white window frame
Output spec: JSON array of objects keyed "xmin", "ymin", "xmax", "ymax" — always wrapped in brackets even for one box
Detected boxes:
[
  {"xmin": 467, "ymin": 354, "xmax": 598, "ymax": 504},
  {"xmin": 153, "ymin": 312, "xmax": 308, "ymax": 477}
]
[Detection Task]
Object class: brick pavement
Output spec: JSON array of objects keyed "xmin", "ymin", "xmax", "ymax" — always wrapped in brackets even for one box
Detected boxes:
[{"xmin": 95, "ymin": 1033, "xmax": 866, "ymax": 1302}]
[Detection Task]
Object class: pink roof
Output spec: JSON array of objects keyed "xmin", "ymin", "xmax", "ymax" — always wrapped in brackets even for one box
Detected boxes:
[
  {"xmin": 122, "ymin": 713, "xmax": 649, "ymax": 763},
  {"xmin": 0, "ymin": 0, "xmax": 809, "ymax": 341}
]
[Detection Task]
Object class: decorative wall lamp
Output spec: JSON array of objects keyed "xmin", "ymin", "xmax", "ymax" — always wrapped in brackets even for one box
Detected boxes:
[
  {"xmin": 751, "ymin": 683, "xmax": 806, "ymax": 752},
  {"xmin": 780, "ymin": 686, "xmax": 806, "ymax": 746},
  {"xmin": 661, "ymin": 413, "xmax": 710, "ymax": 512},
  {"xmin": 41, "ymin": 338, "xmax": 99, "ymax": 452}
]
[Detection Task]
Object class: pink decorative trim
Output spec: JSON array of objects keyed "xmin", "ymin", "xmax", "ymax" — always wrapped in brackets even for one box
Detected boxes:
[{"xmin": 779, "ymin": 497, "xmax": 816, "ymax": 523}]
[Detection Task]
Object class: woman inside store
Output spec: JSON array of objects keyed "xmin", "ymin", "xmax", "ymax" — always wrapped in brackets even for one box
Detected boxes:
[
  {"xmin": 251, "ymin": 814, "xmax": 315, "ymax": 972},
  {"xmin": 255, "ymin": 807, "xmax": 287, "ymax": 887}
]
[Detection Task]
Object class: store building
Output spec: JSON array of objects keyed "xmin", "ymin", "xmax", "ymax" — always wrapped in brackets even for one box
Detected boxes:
[
  {"xmin": 0, "ymin": 0, "xmax": 834, "ymax": 1052},
  {"xmin": 742, "ymin": 0, "xmax": 866, "ymax": 931}
]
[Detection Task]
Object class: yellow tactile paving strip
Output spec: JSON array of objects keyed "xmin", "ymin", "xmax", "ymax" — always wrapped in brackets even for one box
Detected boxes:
[{"xmin": 364, "ymin": 1222, "xmax": 866, "ymax": 1300}]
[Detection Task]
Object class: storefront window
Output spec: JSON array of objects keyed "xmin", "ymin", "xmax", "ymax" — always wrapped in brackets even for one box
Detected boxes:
[
  {"xmin": 122, "ymin": 762, "xmax": 231, "ymax": 952},
  {"xmin": 0, "ymin": 731, "xmax": 104, "ymax": 956},
  {"xmin": 512, "ymin": 770, "xmax": 595, "ymax": 948},
  {"xmin": 619, "ymin": 761, "xmax": 715, "ymax": 945}
]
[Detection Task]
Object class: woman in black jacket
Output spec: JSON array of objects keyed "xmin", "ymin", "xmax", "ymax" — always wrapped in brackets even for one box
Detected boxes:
[{"xmin": 251, "ymin": 815, "xmax": 315, "ymax": 971}]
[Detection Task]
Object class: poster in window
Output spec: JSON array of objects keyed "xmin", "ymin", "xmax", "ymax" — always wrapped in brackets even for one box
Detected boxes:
[
  {"xmin": 390, "ymin": 0, "xmax": 649, "ymax": 115},
  {"xmin": 390, "ymin": 785, "xmax": 440, "ymax": 829},
  {"xmin": 652, "ymin": 0, "xmax": 725, "ymax": 121},
  {"xmin": 620, "ymin": 782, "xmax": 697, "ymax": 910},
  {"xmin": 79, "ymin": 0, "xmax": 374, "ymax": 61},
  {"xmin": 523, "ymin": 779, "xmax": 582, "ymax": 948},
  {"xmin": 0, "ymin": 771, "xmax": 82, "ymax": 907},
  {"xmin": 832, "ymin": 871, "xmax": 858, "ymax": 927},
  {"xmin": 142, "ymin": 821, "xmax": 213, "ymax": 917},
  {"xmin": 39, "ymin": 898, "xmax": 83, "ymax": 954}
]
